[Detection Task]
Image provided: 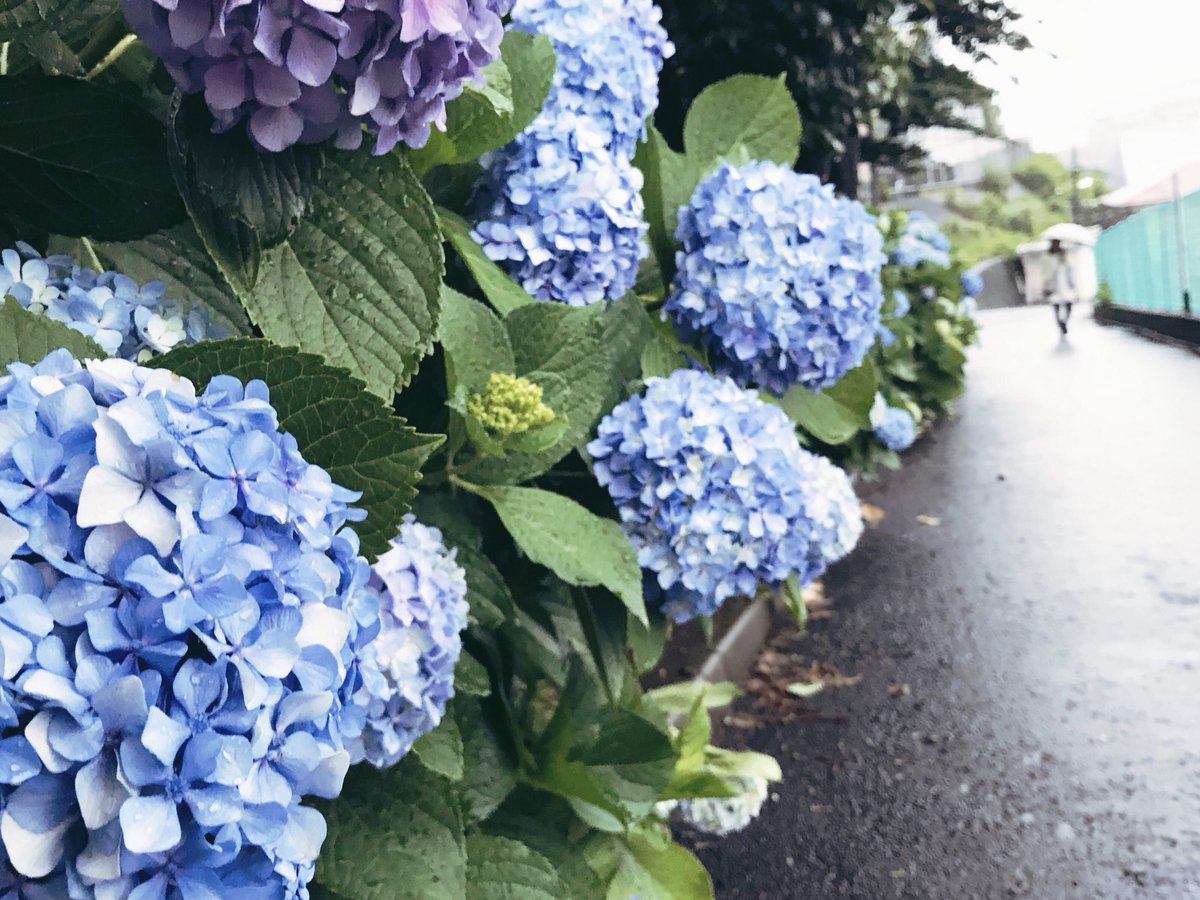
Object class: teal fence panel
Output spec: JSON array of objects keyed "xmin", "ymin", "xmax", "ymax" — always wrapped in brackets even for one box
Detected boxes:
[{"xmin": 1096, "ymin": 188, "xmax": 1200, "ymax": 314}]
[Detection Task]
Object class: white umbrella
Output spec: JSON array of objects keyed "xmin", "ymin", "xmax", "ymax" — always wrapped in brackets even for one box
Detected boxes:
[{"xmin": 1040, "ymin": 223, "xmax": 1098, "ymax": 247}]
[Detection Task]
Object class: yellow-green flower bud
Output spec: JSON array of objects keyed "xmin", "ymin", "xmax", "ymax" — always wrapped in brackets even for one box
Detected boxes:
[{"xmin": 467, "ymin": 373, "xmax": 556, "ymax": 436}]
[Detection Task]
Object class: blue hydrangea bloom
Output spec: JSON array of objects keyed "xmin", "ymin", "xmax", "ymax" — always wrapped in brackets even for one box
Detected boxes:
[
  {"xmin": 471, "ymin": 0, "xmax": 673, "ymax": 305},
  {"xmin": 961, "ymin": 269, "xmax": 984, "ymax": 298},
  {"xmin": 795, "ymin": 451, "xmax": 864, "ymax": 583},
  {"xmin": 892, "ymin": 290, "xmax": 911, "ymax": 318},
  {"xmin": 588, "ymin": 369, "xmax": 863, "ymax": 623},
  {"xmin": 870, "ymin": 394, "xmax": 917, "ymax": 452},
  {"xmin": 508, "ymin": 0, "xmax": 673, "ymax": 158},
  {"xmin": 664, "ymin": 161, "xmax": 887, "ymax": 396},
  {"xmin": 892, "ymin": 211, "xmax": 952, "ymax": 269},
  {"xmin": 0, "ymin": 350, "xmax": 383, "ymax": 896},
  {"xmin": 1, "ymin": 245, "xmax": 219, "ymax": 361},
  {"xmin": 472, "ymin": 117, "xmax": 650, "ymax": 306},
  {"xmin": 121, "ymin": 0, "xmax": 508, "ymax": 153},
  {"xmin": 352, "ymin": 516, "xmax": 468, "ymax": 769}
]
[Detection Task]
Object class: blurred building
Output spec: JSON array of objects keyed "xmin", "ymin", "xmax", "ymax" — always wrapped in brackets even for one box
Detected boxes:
[
  {"xmin": 892, "ymin": 128, "xmax": 1032, "ymax": 195},
  {"xmin": 1078, "ymin": 84, "xmax": 1200, "ymax": 190}
]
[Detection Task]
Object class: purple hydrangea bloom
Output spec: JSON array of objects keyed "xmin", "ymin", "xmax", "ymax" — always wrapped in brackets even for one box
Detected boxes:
[
  {"xmin": 588, "ymin": 369, "xmax": 863, "ymax": 623},
  {"xmin": 352, "ymin": 516, "xmax": 468, "ymax": 769},
  {"xmin": 892, "ymin": 210, "xmax": 952, "ymax": 269},
  {"xmin": 1, "ymin": 244, "xmax": 220, "ymax": 361},
  {"xmin": 870, "ymin": 394, "xmax": 917, "ymax": 452},
  {"xmin": 665, "ymin": 161, "xmax": 887, "ymax": 396},
  {"xmin": 0, "ymin": 350, "xmax": 383, "ymax": 895},
  {"xmin": 120, "ymin": 0, "xmax": 508, "ymax": 153},
  {"xmin": 470, "ymin": 0, "xmax": 673, "ymax": 305}
]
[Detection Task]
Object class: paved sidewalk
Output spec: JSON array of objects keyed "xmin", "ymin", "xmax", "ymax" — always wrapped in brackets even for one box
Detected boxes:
[{"xmin": 693, "ymin": 307, "xmax": 1200, "ymax": 898}]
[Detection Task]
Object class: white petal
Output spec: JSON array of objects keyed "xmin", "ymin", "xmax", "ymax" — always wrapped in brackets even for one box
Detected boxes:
[
  {"xmin": 296, "ymin": 605, "xmax": 350, "ymax": 655},
  {"xmin": 24, "ymin": 710, "xmax": 73, "ymax": 774},
  {"xmin": 0, "ymin": 514, "xmax": 28, "ymax": 567},
  {"xmin": 76, "ymin": 753, "xmax": 129, "ymax": 829},
  {"xmin": 76, "ymin": 467, "xmax": 144, "ymax": 528},
  {"xmin": 1, "ymin": 808, "xmax": 71, "ymax": 878},
  {"xmin": 118, "ymin": 795, "xmax": 181, "ymax": 854},
  {"xmin": 124, "ymin": 493, "xmax": 180, "ymax": 557}
]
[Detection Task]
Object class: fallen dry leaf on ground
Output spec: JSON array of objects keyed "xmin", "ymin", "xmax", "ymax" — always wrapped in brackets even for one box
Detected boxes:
[
  {"xmin": 787, "ymin": 682, "xmax": 824, "ymax": 698},
  {"xmin": 860, "ymin": 502, "xmax": 886, "ymax": 526}
]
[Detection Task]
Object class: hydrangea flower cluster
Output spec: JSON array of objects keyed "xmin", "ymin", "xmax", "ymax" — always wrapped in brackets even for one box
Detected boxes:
[
  {"xmin": 471, "ymin": 0, "xmax": 673, "ymax": 305},
  {"xmin": 961, "ymin": 269, "xmax": 984, "ymax": 299},
  {"xmin": 664, "ymin": 161, "xmax": 887, "ymax": 396},
  {"xmin": 1, "ymin": 245, "xmax": 217, "ymax": 361},
  {"xmin": 467, "ymin": 372, "xmax": 556, "ymax": 436},
  {"xmin": 0, "ymin": 351, "xmax": 380, "ymax": 895},
  {"xmin": 353, "ymin": 517, "xmax": 468, "ymax": 769},
  {"xmin": 892, "ymin": 210, "xmax": 952, "ymax": 269},
  {"xmin": 795, "ymin": 451, "xmax": 865, "ymax": 582},
  {"xmin": 120, "ymin": 0, "xmax": 509, "ymax": 153},
  {"xmin": 870, "ymin": 394, "xmax": 917, "ymax": 452},
  {"xmin": 507, "ymin": 0, "xmax": 672, "ymax": 158},
  {"xmin": 589, "ymin": 369, "xmax": 862, "ymax": 623},
  {"xmin": 665, "ymin": 775, "xmax": 769, "ymax": 836}
]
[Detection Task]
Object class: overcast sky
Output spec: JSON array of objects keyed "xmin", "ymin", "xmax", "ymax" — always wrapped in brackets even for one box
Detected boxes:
[{"xmin": 967, "ymin": 0, "xmax": 1200, "ymax": 151}]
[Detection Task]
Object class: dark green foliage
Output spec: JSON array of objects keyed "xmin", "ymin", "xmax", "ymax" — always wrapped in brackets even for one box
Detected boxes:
[{"xmin": 656, "ymin": 0, "xmax": 1025, "ymax": 195}]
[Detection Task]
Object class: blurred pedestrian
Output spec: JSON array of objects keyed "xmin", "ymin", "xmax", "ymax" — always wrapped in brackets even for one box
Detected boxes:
[{"xmin": 1044, "ymin": 238, "xmax": 1078, "ymax": 336}]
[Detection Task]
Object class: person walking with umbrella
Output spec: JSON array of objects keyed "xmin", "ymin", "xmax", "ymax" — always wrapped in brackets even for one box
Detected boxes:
[{"xmin": 1044, "ymin": 238, "xmax": 1079, "ymax": 336}]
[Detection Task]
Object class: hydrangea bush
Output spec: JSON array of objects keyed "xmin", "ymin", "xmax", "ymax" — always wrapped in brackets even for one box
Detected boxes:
[
  {"xmin": 828, "ymin": 209, "xmax": 979, "ymax": 474},
  {"xmin": 892, "ymin": 210, "xmax": 952, "ymax": 269},
  {"xmin": 0, "ymin": 0, "xmax": 974, "ymax": 895}
]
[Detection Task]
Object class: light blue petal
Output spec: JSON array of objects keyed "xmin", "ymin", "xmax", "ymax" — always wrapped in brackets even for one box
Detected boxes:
[{"xmin": 119, "ymin": 794, "xmax": 182, "ymax": 854}]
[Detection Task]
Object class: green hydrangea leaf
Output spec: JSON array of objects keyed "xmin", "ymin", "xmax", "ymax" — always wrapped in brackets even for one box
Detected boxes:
[
  {"xmin": 465, "ymin": 834, "xmax": 567, "ymax": 900},
  {"xmin": 0, "ymin": 75, "xmax": 184, "ymax": 240},
  {"xmin": 413, "ymin": 703, "xmax": 465, "ymax": 782},
  {"xmin": 775, "ymin": 360, "xmax": 878, "ymax": 445},
  {"xmin": 634, "ymin": 127, "xmax": 706, "ymax": 282},
  {"xmin": 588, "ymin": 827, "xmax": 714, "ymax": 900},
  {"xmin": 468, "ymin": 484, "xmax": 646, "ymax": 625},
  {"xmin": 317, "ymin": 755, "xmax": 466, "ymax": 900},
  {"xmin": 457, "ymin": 701, "xmax": 518, "ymax": 825},
  {"xmin": 238, "ymin": 150, "xmax": 443, "ymax": 400},
  {"xmin": 438, "ymin": 287, "xmax": 517, "ymax": 396},
  {"xmin": 683, "ymin": 73, "xmax": 802, "ymax": 169}
]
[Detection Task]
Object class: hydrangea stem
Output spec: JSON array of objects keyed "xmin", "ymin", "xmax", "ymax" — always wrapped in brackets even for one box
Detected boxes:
[
  {"xmin": 80, "ymin": 237, "xmax": 104, "ymax": 272},
  {"xmin": 0, "ymin": 42, "xmax": 9, "ymax": 76},
  {"xmin": 85, "ymin": 34, "xmax": 138, "ymax": 81}
]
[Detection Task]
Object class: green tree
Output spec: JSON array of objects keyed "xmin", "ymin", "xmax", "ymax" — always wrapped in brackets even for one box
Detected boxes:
[
  {"xmin": 656, "ymin": 0, "xmax": 1027, "ymax": 197},
  {"xmin": 1011, "ymin": 152, "xmax": 1070, "ymax": 201}
]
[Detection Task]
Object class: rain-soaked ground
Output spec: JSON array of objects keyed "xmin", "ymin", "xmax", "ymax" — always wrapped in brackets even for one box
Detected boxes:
[{"xmin": 690, "ymin": 306, "xmax": 1200, "ymax": 899}]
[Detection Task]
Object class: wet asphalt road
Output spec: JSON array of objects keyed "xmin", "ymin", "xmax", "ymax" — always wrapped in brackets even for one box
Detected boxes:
[{"xmin": 693, "ymin": 307, "xmax": 1200, "ymax": 899}]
